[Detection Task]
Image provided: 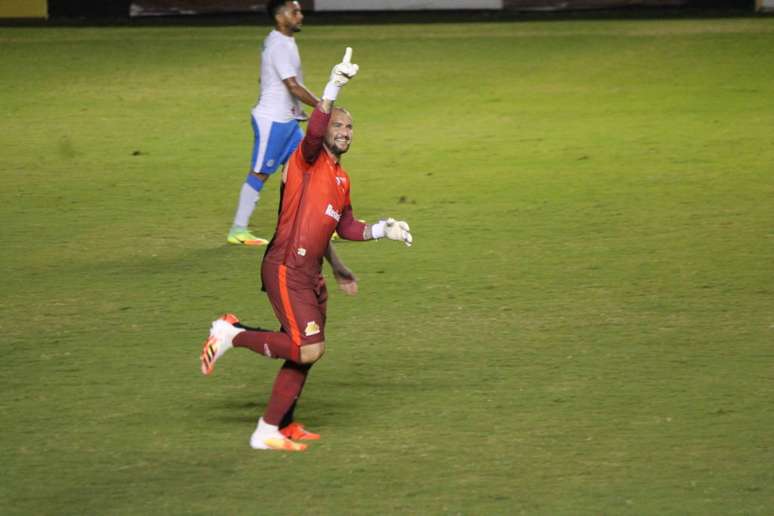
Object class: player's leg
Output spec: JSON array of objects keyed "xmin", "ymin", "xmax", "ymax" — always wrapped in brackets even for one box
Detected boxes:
[
  {"xmin": 228, "ymin": 115, "xmax": 272, "ymax": 245},
  {"xmin": 229, "ymin": 261, "xmax": 315, "ymax": 361},
  {"xmin": 199, "ymin": 311, "xmax": 298, "ymax": 375},
  {"xmin": 202, "ymin": 263, "xmax": 325, "ymax": 369},
  {"xmin": 278, "ymin": 363, "xmax": 318, "ymax": 439},
  {"xmin": 252, "ymin": 360, "xmax": 311, "ymax": 447},
  {"xmin": 227, "ymin": 117, "xmax": 302, "ymax": 245},
  {"xmin": 250, "ymin": 265, "xmax": 327, "ymax": 450},
  {"xmin": 232, "ymin": 325, "xmax": 299, "ymax": 361},
  {"xmin": 279, "ymin": 276, "xmax": 327, "ymax": 440},
  {"xmin": 253, "ymin": 349, "xmax": 321, "ymax": 448},
  {"xmin": 199, "ymin": 314, "xmax": 309, "ymax": 451}
]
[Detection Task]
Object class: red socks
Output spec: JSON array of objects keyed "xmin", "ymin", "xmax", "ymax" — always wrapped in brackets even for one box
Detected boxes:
[
  {"xmin": 233, "ymin": 330, "xmax": 314, "ymax": 427},
  {"xmin": 233, "ymin": 330, "xmax": 298, "ymax": 362},
  {"xmin": 263, "ymin": 361, "xmax": 311, "ymax": 425}
]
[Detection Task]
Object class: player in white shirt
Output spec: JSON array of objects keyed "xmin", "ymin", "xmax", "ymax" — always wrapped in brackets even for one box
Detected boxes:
[{"xmin": 227, "ymin": 0, "xmax": 319, "ymax": 246}]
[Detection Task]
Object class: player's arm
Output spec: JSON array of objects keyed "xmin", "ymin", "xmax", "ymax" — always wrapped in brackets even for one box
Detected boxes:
[
  {"xmin": 269, "ymin": 41, "xmax": 318, "ymax": 108},
  {"xmin": 336, "ymin": 205, "xmax": 366, "ymax": 240},
  {"xmin": 363, "ymin": 218, "xmax": 413, "ymax": 247},
  {"xmin": 336, "ymin": 205, "xmax": 413, "ymax": 247},
  {"xmin": 282, "ymin": 76, "xmax": 318, "ymax": 108},
  {"xmin": 324, "ymin": 243, "xmax": 358, "ymax": 295},
  {"xmin": 300, "ymin": 47, "xmax": 359, "ymax": 163},
  {"xmin": 319, "ymin": 47, "xmax": 358, "ymax": 115},
  {"xmin": 300, "ymin": 105, "xmax": 330, "ymax": 163}
]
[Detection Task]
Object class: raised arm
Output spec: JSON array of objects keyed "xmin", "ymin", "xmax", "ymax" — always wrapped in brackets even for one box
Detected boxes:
[
  {"xmin": 300, "ymin": 47, "xmax": 359, "ymax": 163},
  {"xmin": 300, "ymin": 104, "xmax": 331, "ymax": 163}
]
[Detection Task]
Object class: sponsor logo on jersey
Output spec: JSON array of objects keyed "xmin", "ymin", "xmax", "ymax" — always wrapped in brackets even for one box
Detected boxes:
[
  {"xmin": 336, "ymin": 176, "xmax": 347, "ymax": 186},
  {"xmin": 304, "ymin": 321, "xmax": 320, "ymax": 337},
  {"xmin": 325, "ymin": 203, "xmax": 341, "ymax": 222}
]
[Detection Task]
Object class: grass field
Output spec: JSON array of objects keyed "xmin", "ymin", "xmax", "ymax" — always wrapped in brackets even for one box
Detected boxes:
[{"xmin": 2, "ymin": 14, "xmax": 774, "ymax": 515}]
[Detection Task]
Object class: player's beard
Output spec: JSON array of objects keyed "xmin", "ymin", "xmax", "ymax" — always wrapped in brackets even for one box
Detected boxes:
[{"xmin": 325, "ymin": 141, "xmax": 349, "ymax": 157}]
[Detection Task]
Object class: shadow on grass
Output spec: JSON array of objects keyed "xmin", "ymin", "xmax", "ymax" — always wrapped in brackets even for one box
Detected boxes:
[{"xmin": 204, "ymin": 396, "xmax": 359, "ymax": 426}]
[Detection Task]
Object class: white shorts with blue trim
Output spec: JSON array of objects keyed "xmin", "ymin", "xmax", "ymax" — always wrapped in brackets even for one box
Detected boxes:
[{"xmin": 250, "ymin": 114, "xmax": 304, "ymax": 175}]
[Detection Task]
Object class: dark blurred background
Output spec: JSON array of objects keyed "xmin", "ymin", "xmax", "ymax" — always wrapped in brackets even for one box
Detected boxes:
[{"xmin": 0, "ymin": 0, "xmax": 767, "ymax": 24}]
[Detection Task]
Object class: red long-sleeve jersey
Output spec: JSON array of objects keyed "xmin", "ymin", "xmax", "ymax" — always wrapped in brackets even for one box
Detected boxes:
[{"xmin": 263, "ymin": 105, "xmax": 366, "ymax": 281}]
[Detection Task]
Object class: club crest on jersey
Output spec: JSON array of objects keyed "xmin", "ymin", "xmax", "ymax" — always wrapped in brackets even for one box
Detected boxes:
[
  {"xmin": 325, "ymin": 203, "xmax": 341, "ymax": 222},
  {"xmin": 304, "ymin": 321, "xmax": 320, "ymax": 337}
]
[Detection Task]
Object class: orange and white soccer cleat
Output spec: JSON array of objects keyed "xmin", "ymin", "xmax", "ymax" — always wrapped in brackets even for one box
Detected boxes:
[
  {"xmin": 251, "ymin": 418, "xmax": 308, "ymax": 452},
  {"xmin": 280, "ymin": 422, "xmax": 321, "ymax": 441},
  {"xmin": 200, "ymin": 313, "xmax": 242, "ymax": 376}
]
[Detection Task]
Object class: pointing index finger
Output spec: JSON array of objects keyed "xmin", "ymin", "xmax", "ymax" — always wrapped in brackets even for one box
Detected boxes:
[{"xmin": 343, "ymin": 47, "xmax": 352, "ymax": 64}]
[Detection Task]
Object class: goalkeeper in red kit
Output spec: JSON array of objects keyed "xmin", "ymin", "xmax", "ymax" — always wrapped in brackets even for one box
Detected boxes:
[{"xmin": 199, "ymin": 48, "xmax": 413, "ymax": 451}]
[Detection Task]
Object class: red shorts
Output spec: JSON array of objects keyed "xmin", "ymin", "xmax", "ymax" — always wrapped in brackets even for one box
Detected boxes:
[{"xmin": 261, "ymin": 261, "xmax": 328, "ymax": 347}]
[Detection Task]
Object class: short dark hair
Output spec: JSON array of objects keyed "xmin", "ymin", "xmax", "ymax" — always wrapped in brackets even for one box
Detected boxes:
[{"xmin": 266, "ymin": 0, "xmax": 291, "ymax": 21}]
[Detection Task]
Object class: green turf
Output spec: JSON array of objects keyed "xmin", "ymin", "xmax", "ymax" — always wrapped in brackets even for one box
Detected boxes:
[{"xmin": 2, "ymin": 16, "xmax": 774, "ymax": 515}]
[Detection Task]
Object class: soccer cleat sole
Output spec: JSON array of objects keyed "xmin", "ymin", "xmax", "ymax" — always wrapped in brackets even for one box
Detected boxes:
[
  {"xmin": 227, "ymin": 236, "xmax": 269, "ymax": 246},
  {"xmin": 200, "ymin": 335, "xmax": 218, "ymax": 376},
  {"xmin": 199, "ymin": 313, "xmax": 240, "ymax": 376},
  {"xmin": 252, "ymin": 437, "xmax": 307, "ymax": 452}
]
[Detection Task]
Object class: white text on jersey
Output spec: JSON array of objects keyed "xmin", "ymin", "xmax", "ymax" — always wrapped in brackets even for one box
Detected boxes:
[{"xmin": 325, "ymin": 204, "xmax": 341, "ymax": 222}]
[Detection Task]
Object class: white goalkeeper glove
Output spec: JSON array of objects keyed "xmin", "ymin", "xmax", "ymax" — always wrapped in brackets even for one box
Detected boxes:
[
  {"xmin": 323, "ymin": 47, "xmax": 359, "ymax": 101},
  {"xmin": 370, "ymin": 218, "xmax": 413, "ymax": 247}
]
